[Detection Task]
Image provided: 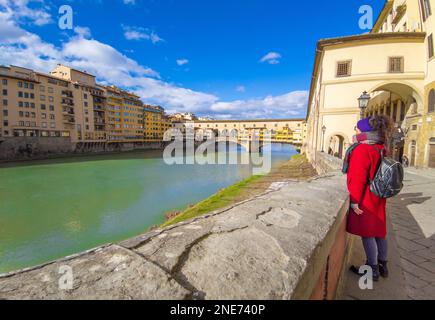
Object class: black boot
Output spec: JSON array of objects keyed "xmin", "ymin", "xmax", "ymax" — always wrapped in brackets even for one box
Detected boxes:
[
  {"xmin": 370, "ymin": 264, "xmax": 380, "ymax": 282},
  {"xmin": 349, "ymin": 264, "xmax": 380, "ymax": 282},
  {"xmin": 378, "ymin": 260, "xmax": 389, "ymax": 278}
]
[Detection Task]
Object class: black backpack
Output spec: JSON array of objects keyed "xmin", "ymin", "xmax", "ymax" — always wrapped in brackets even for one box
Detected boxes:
[
  {"xmin": 369, "ymin": 145, "xmax": 404, "ymax": 199},
  {"xmin": 342, "ymin": 144, "xmax": 404, "ymax": 199}
]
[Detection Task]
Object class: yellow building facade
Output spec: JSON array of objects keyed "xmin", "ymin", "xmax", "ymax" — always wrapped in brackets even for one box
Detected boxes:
[
  {"xmin": 305, "ymin": 0, "xmax": 435, "ymax": 168},
  {"xmin": 144, "ymin": 105, "xmax": 171, "ymax": 141}
]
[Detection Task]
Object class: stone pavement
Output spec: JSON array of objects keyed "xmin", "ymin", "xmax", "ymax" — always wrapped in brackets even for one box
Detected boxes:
[{"xmin": 343, "ymin": 168, "xmax": 435, "ymax": 300}]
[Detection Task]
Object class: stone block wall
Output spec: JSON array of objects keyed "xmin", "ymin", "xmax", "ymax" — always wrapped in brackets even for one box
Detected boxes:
[
  {"xmin": 0, "ymin": 137, "xmax": 165, "ymax": 161},
  {"xmin": 0, "ymin": 137, "xmax": 74, "ymax": 161}
]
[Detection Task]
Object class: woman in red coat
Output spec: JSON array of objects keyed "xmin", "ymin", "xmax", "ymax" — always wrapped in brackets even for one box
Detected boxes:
[{"xmin": 346, "ymin": 115, "xmax": 393, "ymax": 281}]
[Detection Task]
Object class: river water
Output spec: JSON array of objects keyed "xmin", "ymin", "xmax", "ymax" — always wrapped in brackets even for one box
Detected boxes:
[{"xmin": 0, "ymin": 144, "xmax": 297, "ymax": 273}]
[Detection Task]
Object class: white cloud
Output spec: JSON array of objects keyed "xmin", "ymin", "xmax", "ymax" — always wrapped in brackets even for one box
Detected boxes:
[
  {"xmin": 209, "ymin": 91, "xmax": 308, "ymax": 119},
  {"xmin": 122, "ymin": 25, "xmax": 163, "ymax": 43},
  {"xmin": 0, "ymin": 0, "xmax": 52, "ymax": 26},
  {"xmin": 123, "ymin": 0, "xmax": 136, "ymax": 5},
  {"xmin": 0, "ymin": 1, "xmax": 307, "ymax": 119},
  {"xmin": 260, "ymin": 52, "xmax": 282, "ymax": 65},
  {"xmin": 236, "ymin": 85, "xmax": 246, "ymax": 93},
  {"xmin": 73, "ymin": 26, "xmax": 91, "ymax": 39},
  {"xmin": 176, "ymin": 59, "xmax": 189, "ymax": 66}
]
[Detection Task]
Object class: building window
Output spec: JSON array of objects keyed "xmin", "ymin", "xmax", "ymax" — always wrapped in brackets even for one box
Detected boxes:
[
  {"xmin": 3, "ymin": 120, "xmax": 8, "ymax": 127},
  {"xmin": 3, "ymin": 89, "xmax": 8, "ymax": 96},
  {"xmin": 389, "ymin": 57, "xmax": 404, "ymax": 73},
  {"xmin": 2, "ymin": 79, "xmax": 7, "ymax": 85},
  {"xmin": 2, "ymin": 99, "xmax": 7, "ymax": 106},
  {"xmin": 49, "ymin": 105, "xmax": 54, "ymax": 111},
  {"xmin": 421, "ymin": 0, "xmax": 432, "ymax": 21},
  {"xmin": 429, "ymin": 89, "xmax": 435, "ymax": 113},
  {"xmin": 41, "ymin": 104, "xmax": 46, "ymax": 110},
  {"xmin": 429, "ymin": 34, "xmax": 434, "ymax": 59},
  {"xmin": 336, "ymin": 61, "xmax": 352, "ymax": 77},
  {"xmin": 3, "ymin": 110, "xmax": 8, "ymax": 117},
  {"xmin": 40, "ymin": 85, "xmax": 45, "ymax": 92}
]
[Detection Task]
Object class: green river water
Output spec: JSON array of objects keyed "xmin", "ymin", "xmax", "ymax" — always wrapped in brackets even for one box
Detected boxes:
[{"xmin": 0, "ymin": 144, "xmax": 297, "ymax": 273}]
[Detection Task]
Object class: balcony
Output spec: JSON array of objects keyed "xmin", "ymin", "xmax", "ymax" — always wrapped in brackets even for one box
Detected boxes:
[
  {"xmin": 63, "ymin": 116, "xmax": 75, "ymax": 124},
  {"xmin": 62, "ymin": 108, "xmax": 75, "ymax": 115},
  {"xmin": 61, "ymin": 100, "xmax": 74, "ymax": 107},
  {"xmin": 93, "ymin": 106, "xmax": 105, "ymax": 112},
  {"xmin": 61, "ymin": 91, "xmax": 73, "ymax": 98}
]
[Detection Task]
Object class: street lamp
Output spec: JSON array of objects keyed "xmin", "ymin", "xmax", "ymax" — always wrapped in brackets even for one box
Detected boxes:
[
  {"xmin": 358, "ymin": 91, "xmax": 371, "ymax": 119},
  {"xmin": 321, "ymin": 125, "xmax": 326, "ymax": 152}
]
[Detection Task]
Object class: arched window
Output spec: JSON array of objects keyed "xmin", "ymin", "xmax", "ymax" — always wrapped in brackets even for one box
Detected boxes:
[{"xmin": 429, "ymin": 89, "xmax": 435, "ymax": 113}]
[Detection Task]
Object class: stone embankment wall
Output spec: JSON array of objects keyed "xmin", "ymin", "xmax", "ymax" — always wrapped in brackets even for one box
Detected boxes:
[
  {"xmin": 0, "ymin": 152, "xmax": 351, "ymax": 300},
  {"xmin": 0, "ymin": 137, "xmax": 164, "ymax": 161}
]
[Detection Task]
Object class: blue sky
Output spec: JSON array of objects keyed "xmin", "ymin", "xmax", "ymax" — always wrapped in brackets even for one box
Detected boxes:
[{"xmin": 0, "ymin": 0, "xmax": 383, "ymax": 119}]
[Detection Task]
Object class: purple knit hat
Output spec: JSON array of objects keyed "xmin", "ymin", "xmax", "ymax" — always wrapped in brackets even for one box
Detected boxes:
[{"xmin": 357, "ymin": 117, "xmax": 373, "ymax": 133}]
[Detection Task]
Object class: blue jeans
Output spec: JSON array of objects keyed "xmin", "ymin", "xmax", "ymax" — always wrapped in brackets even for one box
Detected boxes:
[{"xmin": 362, "ymin": 237, "xmax": 388, "ymax": 265}]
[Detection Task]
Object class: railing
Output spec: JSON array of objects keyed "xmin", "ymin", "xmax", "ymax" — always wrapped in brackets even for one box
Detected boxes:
[
  {"xmin": 61, "ymin": 100, "xmax": 74, "ymax": 106},
  {"xmin": 61, "ymin": 91, "xmax": 73, "ymax": 98}
]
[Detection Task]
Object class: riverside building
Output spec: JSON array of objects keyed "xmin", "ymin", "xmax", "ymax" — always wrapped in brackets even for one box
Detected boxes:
[
  {"xmin": 305, "ymin": 0, "xmax": 435, "ymax": 168},
  {"xmin": 0, "ymin": 64, "xmax": 169, "ymax": 156}
]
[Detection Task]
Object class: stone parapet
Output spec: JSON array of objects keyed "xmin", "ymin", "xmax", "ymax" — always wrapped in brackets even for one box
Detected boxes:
[{"xmin": 311, "ymin": 151, "xmax": 343, "ymax": 175}]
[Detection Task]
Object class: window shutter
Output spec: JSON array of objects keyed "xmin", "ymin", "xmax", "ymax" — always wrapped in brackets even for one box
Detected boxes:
[
  {"xmin": 429, "ymin": 89, "xmax": 435, "ymax": 113},
  {"xmin": 429, "ymin": 34, "xmax": 434, "ymax": 59},
  {"xmin": 389, "ymin": 57, "xmax": 404, "ymax": 73},
  {"xmin": 421, "ymin": 0, "xmax": 427, "ymax": 21},
  {"xmin": 336, "ymin": 61, "xmax": 351, "ymax": 77}
]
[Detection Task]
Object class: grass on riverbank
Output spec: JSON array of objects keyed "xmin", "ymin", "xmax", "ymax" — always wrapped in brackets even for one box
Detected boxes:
[
  {"xmin": 161, "ymin": 175, "xmax": 263, "ymax": 227},
  {"xmin": 161, "ymin": 153, "xmax": 316, "ymax": 228}
]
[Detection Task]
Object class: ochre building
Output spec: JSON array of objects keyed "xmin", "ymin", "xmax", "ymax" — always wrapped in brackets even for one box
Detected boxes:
[
  {"xmin": 0, "ymin": 64, "xmax": 169, "ymax": 150},
  {"xmin": 305, "ymin": 0, "xmax": 435, "ymax": 168}
]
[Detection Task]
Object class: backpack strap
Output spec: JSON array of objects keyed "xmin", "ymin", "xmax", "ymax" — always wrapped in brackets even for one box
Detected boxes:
[
  {"xmin": 342, "ymin": 142, "xmax": 360, "ymax": 174},
  {"xmin": 368, "ymin": 144, "xmax": 385, "ymax": 182}
]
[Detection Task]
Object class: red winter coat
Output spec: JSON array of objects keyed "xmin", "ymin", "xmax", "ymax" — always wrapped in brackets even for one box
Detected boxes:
[{"xmin": 346, "ymin": 143, "xmax": 387, "ymax": 239}]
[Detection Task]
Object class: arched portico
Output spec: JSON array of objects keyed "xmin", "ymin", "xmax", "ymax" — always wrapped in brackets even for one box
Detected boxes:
[
  {"xmin": 364, "ymin": 81, "xmax": 424, "ymax": 163},
  {"xmin": 325, "ymin": 132, "xmax": 351, "ymax": 159}
]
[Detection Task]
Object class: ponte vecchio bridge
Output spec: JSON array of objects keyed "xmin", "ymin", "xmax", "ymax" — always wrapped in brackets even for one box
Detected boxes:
[{"xmin": 170, "ymin": 118, "xmax": 307, "ymax": 152}]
